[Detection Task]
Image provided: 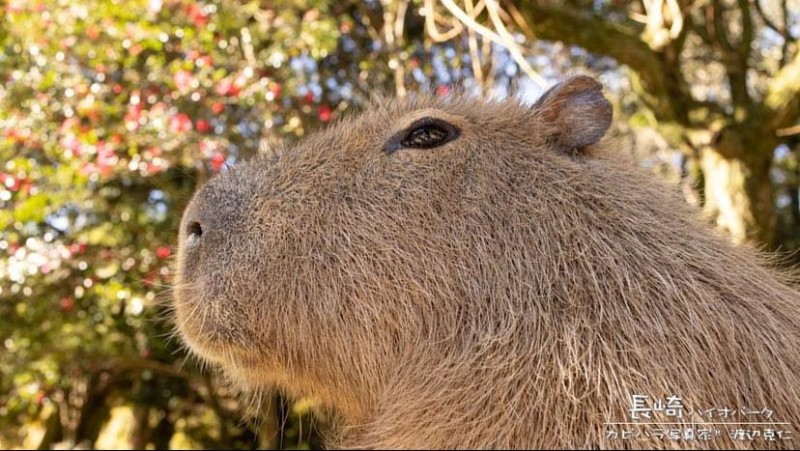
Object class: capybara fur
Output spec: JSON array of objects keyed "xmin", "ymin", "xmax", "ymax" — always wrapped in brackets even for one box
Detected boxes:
[{"xmin": 173, "ymin": 76, "xmax": 800, "ymax": 449}]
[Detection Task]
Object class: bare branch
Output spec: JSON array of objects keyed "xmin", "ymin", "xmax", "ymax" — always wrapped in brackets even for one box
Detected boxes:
[
  {"xmin": 777, "ymin": 124, "xmax": 800, "ymax": 137},
  {"xmin": 484, "ymin": 0, "xmax": 546, "ymax": 86},
  {"xmin": 780, "ymin": 0, "xmax": 792, "ymax": 64},
  {"xmin": 752, "ymin": 0, "xmax": 785, "ymax": 37},
  {"xmin": 517, "ymin": 1, "xmax": 692, "ymax": 124},
  {"xmin": 465, "ymin": 0, "xmax": 485, "ymax": 85},
  {"xmin": 357, "ymin": 3, "xmax": 385, "ymax": 45},
  {"xmin": 240, "ymin": 27, "xmax": 256, "ymax": 67},
  {"xmin": 731, "ymin": 0, "xmax": 754, "ymax": 109},
  {"xmin": 765, "ymin": 51, "xmax": 800, "ymax": 131},
  {"xmin": 667, "ymin": 0, "xmax": 684, "ymax": 39},
  {"xmin": 392, "ymin": 0, "xmax": 411, "ymax": 97},
  {"xmin": 750, "ymin": 0, "xmax": 795, "ymax": 65},
  {"xmin": 711, "ymin": 0, "xmax": 734, "ymax": 53},
  {"xmin": 699, "ymin": 0, "xmax": 753, "ymax": 113},
  {"xmin": 500, "ymin": 0, "xmax": 534, "ymax": 38},
  {"xmin": 439, "ymin": 0, "xmax": 546, "ymax": 86},
  {"xmin": 425, "ymin": 0, "xmax": 485, "ymax": 42}
]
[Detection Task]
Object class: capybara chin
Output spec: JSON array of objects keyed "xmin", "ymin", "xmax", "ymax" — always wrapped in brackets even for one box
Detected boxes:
[{"xmin": 173, "ymin": 76, "xmax": 800, "ymax": 449}]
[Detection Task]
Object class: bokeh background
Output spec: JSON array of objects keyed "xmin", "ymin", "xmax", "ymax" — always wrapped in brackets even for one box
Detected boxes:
[{"xmin": 1, "ymin": 0, "xmax": 799, "ymax": 449}]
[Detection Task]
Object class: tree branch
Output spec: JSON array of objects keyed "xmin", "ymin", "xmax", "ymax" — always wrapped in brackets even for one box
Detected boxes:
[
  {"xmin": 517, "ymin": 1, "xmax": 692, "ymax": 125},
  {"xmin": 727, "ymin": 0, "xmax": 754, "ymax": 112},
  {"xmin": 711, "ymin": 0, "xmax": 734, "ymax": 53},
  {"xmin": 752, "ymin": 0, "xmax": 785, "ymax": 38},
  {"xmin": 440, "ymin": 0, "xmax": 546, "ymax": 86},
  {"xmin": 765, "ymin": 50, "xmax": 800, "ymax": 131},
  {"xmin": 780, "ymin": 0, "xmax": 792, "ymax": 65}
]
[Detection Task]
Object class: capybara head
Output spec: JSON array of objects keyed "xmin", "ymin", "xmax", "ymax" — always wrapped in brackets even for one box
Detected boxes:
[{"xmin": 174, "ymin": 76, "xmax": 800, "ymax": 449}]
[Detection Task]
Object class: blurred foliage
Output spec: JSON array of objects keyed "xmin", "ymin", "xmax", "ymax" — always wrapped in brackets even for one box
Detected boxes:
[{"xmin": 0, "ymin": 0, "xmax": 566, "ymax": 448}]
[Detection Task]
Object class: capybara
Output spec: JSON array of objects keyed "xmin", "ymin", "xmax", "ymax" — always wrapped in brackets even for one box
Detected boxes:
[{"xmin": 173, "ymin": 76, "xmax": 800, "ymax": 449}]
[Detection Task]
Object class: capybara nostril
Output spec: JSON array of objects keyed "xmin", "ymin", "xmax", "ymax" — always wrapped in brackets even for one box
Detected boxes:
[{"xmin": 185, "ymin": 220, "xmax": 202, "ymax": 246}]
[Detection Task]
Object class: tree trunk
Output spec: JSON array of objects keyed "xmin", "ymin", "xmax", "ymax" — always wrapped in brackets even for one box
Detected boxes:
[
  {"xmin": 512, "ymin": 0, "xmax": 798, "ymax": 249},
  {"xmin": 699, "ymin": 148, "xmax": 775, "ymax": 246},
  {"xmin": 130, "ymin": 404, "xmax": 151, "ymax": 450}
]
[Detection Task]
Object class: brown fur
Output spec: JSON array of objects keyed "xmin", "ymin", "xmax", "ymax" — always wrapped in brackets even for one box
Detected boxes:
[{"xmin": 173, "ymin": 76, "xmax": 800, "ymax": 449}]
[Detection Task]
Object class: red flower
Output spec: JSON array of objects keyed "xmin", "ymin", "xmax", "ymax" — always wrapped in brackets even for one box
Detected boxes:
[
  {"xmin": 155, "ymin": 246, "xmax": 172, "ymax": 259},
  {"xmin": 125, "ymin": 104, "xmax": 143, "ymax": 131},
  {"xmin": 59, "ymin": 297, "xmax": 74, "ymax": 312},
  {"xmin": 96, "ymin": 141, "xmax": 118, "ymax": 175},
  {"xmin": 173, "ymin": 70, "xmax": 195, "ymax": 91},
  {"xmin": 210, "ymin": 152, "xmax": 225, "ymax": 171},
  {"xmin": 436, "ymin": 85, "xmax": 450, "ymax": 97},
  {"xmin": 61, "ymin": 134, "xmax": 82, "ymax": 157},
  {"xmin": 86, "ymin": 25, "xmax": 101, "ymax": 40},
  {"xmin": 210, "ymin": 102, "xmax": 225, "ymax": 114},
  {"xmin": 5, "ymin": 0, "xmax": 24, "ymax": 13},
  {"xmin": 196, "ymin": 119, "xmax": 211, "ymax": 133},
  {"xmin": 269, "ymin": 83, "xmax": 282, "ymax": 99},
  {"xmin": 318, "ymin": 105, "xmax": 332, "ymax": 122},
  {"xmin": 215, "ymin": 77, "xmax": 240, "ymax": 97},
  {"xmin": 169, "ymin": 113, "xmax": 193, "ymax": 133},
  {"xmin": 1, "ymin": 174, "xmax": 20, "ymax": 192},
  {"xmin": 187, "ymin": 3, "xmax": 209, "ymax": 28}
]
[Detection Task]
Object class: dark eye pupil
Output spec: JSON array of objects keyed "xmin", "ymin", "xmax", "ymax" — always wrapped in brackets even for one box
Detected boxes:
[
  {"xmin": 383, "ymin": 117, "xmax": 460, "ymax": 153},
  {"xmin": 401, "ymin": 124, "xmax": 450, "ymax": 149}
]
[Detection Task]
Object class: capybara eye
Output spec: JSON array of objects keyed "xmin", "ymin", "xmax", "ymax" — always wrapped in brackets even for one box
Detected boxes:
[{"xmin": 384, "ymin": 117, "xmax": 460, "ymax": 152}]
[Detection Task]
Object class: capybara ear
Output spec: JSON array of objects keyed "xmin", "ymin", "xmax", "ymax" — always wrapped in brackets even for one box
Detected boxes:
[{"xmin": 532, "ymin": 75, "xmax": 612, "ymax": 155}]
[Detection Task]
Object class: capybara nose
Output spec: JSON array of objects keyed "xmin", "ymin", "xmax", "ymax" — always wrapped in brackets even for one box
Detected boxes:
[
  {"xmin": 180, "ymin": 182, "xmax": 247, "ymax": 253},
  {"xmin": 180, "ymin": 200, "xmax": 208, "ymax": 249}
]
